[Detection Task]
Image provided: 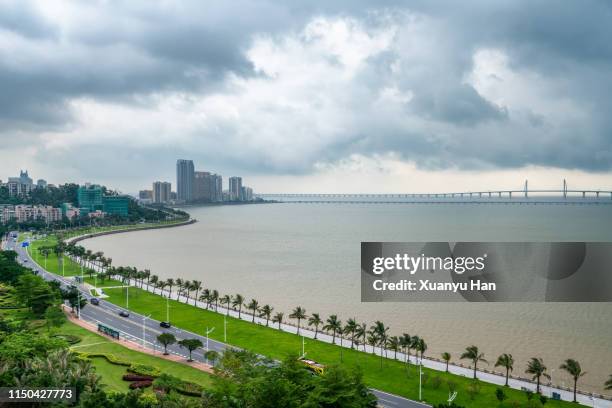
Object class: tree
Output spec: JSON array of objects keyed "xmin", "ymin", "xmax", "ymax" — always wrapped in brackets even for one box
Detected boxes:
[
  {"xmin": 178, "ymin": 338, "xmax": 203, "ymax": 362},
  {"xmin": 400, "ymin": 334, "xmax": 412, "ymax": 367},
  {"xmin": 289, "ymin": 306, "xmax": 307, "ymax": 335},
  {"xmin": 165, "ymin": 278, "xmax": 174, "ymax": 298},
  {"xmin": 387, "ymin": 336, "xmax": 400, "ymax": 360},
  {"xmin": 191, "ymin": 280, "xmax": 202, "ymax": 305},
  {"xmin": 560, "ymin": 358, "xmax": 586, "ymax": 402},
  {"xmin": 205, "ymin": 350, "xmax": 219, "ymax": 366},
  {"xmin": 525, "ymin": 357, "xmax": 550, "ymax": 394},
  {"xmin": 323, "ymin": 314, "xmax": 342, "ymax": 344},
  {"xmin": 220, "ymin": 294, "xmax": 231, "ymax": 315},
  {"xmin": 606, "ymin": 374, "xmax": 612, "ymax": 390},
  {"xmin": 157, "ymin": 333, "xmax": 176, "ymax": 355},
  {"xmin": 495, "ymin": 388, "xmax": 507, "ymax": 403},
  {"xmin": 247, "ymin": 298, "xmax": 259, "ymax": 322},
  {"xmin": 344, "ymin": 318, "xmax": 358, "ymax": 349},
  {"xmin": 44, "ymin": 305, "xmax": 66, "ymax": 332},
  {"xmin": 442, "ymin": 352, "xmax": 451, "ymax": 372},
  {"xmin": 232, "ymin": 294, "xmax": 244, "ymax": 318},
  {"xmin": 308, "ymin": 313, "xmax": 322, "ymax": 339},
  {"xmin": 371, "ymin": 321, "xmax": 389, "ymax": 365},
  {"xmin": 259, "ymin": 304, "xmax": 273, "ymax": 327},
  {"xmin": 272, "ymin": 312, "xmax": 284, "ymax": 329},
  {"xmin": 495, "ymin": 353, "xmax": 514, "ymax": 386},
  {"xmin": 415, "ymin": 337, "xmax": 427, "ymax": 362},
  {"xmin": 461, "ymin": 345, "xmax": 488, "ymax": 379},
  {"xmin": 355, "ymin": 323, "xmax": 367, "ymax": 352}
]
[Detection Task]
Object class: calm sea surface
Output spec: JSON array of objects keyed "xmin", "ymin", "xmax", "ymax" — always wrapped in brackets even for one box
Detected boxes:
[{"xmin": 83, "ymin": 203, "xmax": 612, "ymax": 392}]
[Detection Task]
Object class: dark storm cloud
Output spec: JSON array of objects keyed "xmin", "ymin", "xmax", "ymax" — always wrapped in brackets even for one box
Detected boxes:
[{"xmin": 1, "ymin": 0, "xmax": 611, "ymax": 176}]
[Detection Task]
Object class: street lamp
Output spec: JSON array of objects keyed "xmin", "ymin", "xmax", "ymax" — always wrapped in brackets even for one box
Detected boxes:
[
  {"xmin": 223, "ymin": 314, "xmax": 227, "ymax": 342},
  {"xmin": 166, "ymin": 295, "xmax": 170, "ymax": 323},
  {"xmin": 205, "ymin": 327, "xmax": 215, "ymax": 352},
  {"xmin": 419, "ymin": 361, "xmax": 423, "ymax": 401}
]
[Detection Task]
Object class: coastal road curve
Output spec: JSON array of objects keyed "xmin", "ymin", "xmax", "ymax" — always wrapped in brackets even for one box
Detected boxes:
[{"xmin": 6, "ymin": 233, "xmax": 429, "ymax": 408}]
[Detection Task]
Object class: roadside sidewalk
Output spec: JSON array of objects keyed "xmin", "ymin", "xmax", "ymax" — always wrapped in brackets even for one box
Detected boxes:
[{"xmin": 62, "ymin": 305, "xmax": 214, "ymax": 375}]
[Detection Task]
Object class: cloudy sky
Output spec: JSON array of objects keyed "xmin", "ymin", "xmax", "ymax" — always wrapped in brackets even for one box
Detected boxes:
[{"xmin": 1, "ymin": 0, "xmax": 611, "ymax": 194}]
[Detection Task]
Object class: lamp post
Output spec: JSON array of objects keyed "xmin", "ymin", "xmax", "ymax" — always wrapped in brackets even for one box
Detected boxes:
[
  {"xmin": 205, "ymin": 327, "xmax": 215, "ymax": 352},
  {"xmin": 142, "ymin": 314, "xmax": 151, "ymax": 349},
  {"xmin": 166, "ymin": 295, "xmax": 170, "ymax": 323},
  {"xmin": 419, "ymin": 361, "xmax": 423, "ymax": 401},
  {"xmin": 224, "ymin": 314, "xmax": 227, "ymax": 342},
  {"xmin": 126, "ymin": 285, "xmax": 129, "ymax": 310}
]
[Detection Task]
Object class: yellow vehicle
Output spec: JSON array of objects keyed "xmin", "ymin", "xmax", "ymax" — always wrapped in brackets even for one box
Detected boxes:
[{"xmin": 298, "ymin": 358, "xmax": 325, "ymax": 375}]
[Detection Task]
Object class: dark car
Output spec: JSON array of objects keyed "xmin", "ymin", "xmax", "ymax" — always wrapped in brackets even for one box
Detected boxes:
[
  {"xmin": 119, "ymin": 310, "xmax": 130, "ymax": 318},
  {"xmin": 159, "ymin": 321, "xmax": 171, "ymax": 328},
  {"xmin": 90, "ymin": 298, "xmax": 100, "ymax": 306}
]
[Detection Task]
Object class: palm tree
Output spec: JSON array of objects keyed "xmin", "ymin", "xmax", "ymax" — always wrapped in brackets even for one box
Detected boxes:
[
  {"xmin": 388, "ymin": 336, "xmax": 400, "ymax": 360},
  {"xmin": 344, "ymin": 318, "xmax": 358, "ymax": 348},
  {"xmin": 560, "ymin": 359, "xmax": 586, "ymax": 402},
  {"xmin": 183, "ymin": 280, "xmax": 192, "ymax": 302},
  {"xmin": 199, "ymin": 290, "xmax": 210, "ymax": 308},
  {"xmin": 272, "ymin": 312, "xmax": 284, "ymax": 329},
  {"xmin": 175, "ymin": 278, "xmax": 184, "ymax": 300},
  {"xmin": 367, "ymin": 332, "xmax": 380, "ymax": 356},
  {"xmin": 220, "ymin": 295, "xmax": 231, "ymax": 315},
  {"xmin": 605, "ymin": 374, "xmax": 612, "ymax": 390},
  {"xmin": 371, "ymin": 321, "xmax": 389, "ymax": 364},
  {"xmin": 289, "ymin": 306, "xmax": 307, "ymax": 335},
  {"xmin": 415, "ymin": 337, "xmax": 427, "ymax": 362},
  {"xmin": 149, "ymin": 275, "xmax": 159, "ymax": 293},
  {"xmin": 400, "ymin": 334, "xmax": 412, "ymax": 367},
  {"xmin": 323, "ymin": 314, "xmax": 342, "ymax": 344},
  {"xmin": 191, "ymin": 280, "xmax": 202, "ymax": 305},
  {"xmin": 308, "ymin": 313, "xmax": 322, "ymax": 339},
  {"xmin": 461, "ymin": 345, "xmax": 488, "ymax": 379},
  {"xmin": 525, "ymin": 357, "xmax": 551, "ymax": 394},
  {"xmin": 247, "ymin": 299, "xmax": 259, "ymax": 322},
  {"xmin": 210, "ymin": 289, "xmax": 219, "ymax": 311},
  {"xmin": 143, "ymin": 269, "xmax": 151, "ymax": 290},
  {"xmin": 495, "ymin": 353, "xmax": 514, "ymax": 386},
  {"xmin": 232, "ymin": 294, "xmax": 244, "ymax": 318},
  {"xmin": 355, "ymin": 323, "xmax": 367, "ymax": 352},
  {"xmin": 259, "ymin": 305, "xmax": 273, "ymax": 326},
  {"xmin": 442, "ymin": 352, "xmax": 451, "ymax": 372},
  {"xmin": 165, "ymin": 278, "xmax": 174, "ymax": 298}
]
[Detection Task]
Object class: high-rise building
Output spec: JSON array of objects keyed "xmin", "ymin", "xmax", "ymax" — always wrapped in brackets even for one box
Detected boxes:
[
  {"xmin": 77, "ymin": 184, "xmax": 104, "ymax": 213},
  {"xmin": 36, "ymin": 179, "xmax": 47, "ymax": 188},
  {"xmin": 241, "ymin": 186, "xmax": 253, "ymax": 201},
  {"xmin": 153, "ymin": 181, "xmax": 171, "ymax": 203},
  {"xmin": 229, "ymin": 176, "xmax": 242, "ymax": 201},
  {"xmin": 194, "ymin": 171, "xmax": 211, "ymax": 201},
  {"xmin": 102, "ymin": 195, "xmax": 129, "ymax": 216},
  {"xmin": 139, "ymin": 190, "xmax": 153, "ymax": 200},
  {"xmin": 176, "ymin": 159, "xmax": 194, "ymax": 202},
  {"xmin": 212, "ymin": 174, "xmax": 223, "ymax": 202},
  {"xmin": 7, "ymin": 170, "xmax": 34, "ymax": 197}
]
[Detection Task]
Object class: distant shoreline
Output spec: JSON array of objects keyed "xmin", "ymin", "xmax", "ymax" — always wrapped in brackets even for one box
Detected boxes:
[{"xmin": 68, "ymin": 218, "xmax": 196, "ymax": 245}]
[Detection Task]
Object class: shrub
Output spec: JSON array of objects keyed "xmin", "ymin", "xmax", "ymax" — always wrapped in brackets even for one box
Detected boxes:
[
  {"xmin": 122, "ymin": 374, "xmax": 154, "ymax": 382},
  {"xmin": 51, "ymin": 334, "xmax": 81, "ymax": 345},
  {"xmin": 466, "ymin": 381, "xmax": 481, "ymax": 400},
  {"xmin": 496, "ymin": 388, "xmax": 507, "ymax": 402},
  {"xmin": 128, "ymin": 363, "xmax": 161, "ymax": 377},
  {"xmin": 129, "ymin": 380, "xmax": 152, "ymax": 389},
  {"xmin": 76, "ymin": 352, "xmax": 131, "ymax": 366},
  {"xmin": 431, "ymin": 376, "xmax": 442, "ymax": 389},
  {"xmin": 152, "ymin": 373, "xmax": 203, "ymax": 397},
  {"xmin": 447, "ymin": 380, "xmax": 457, "ymax": 393}
]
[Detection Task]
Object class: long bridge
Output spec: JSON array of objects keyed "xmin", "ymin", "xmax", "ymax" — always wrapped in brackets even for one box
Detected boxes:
[{"xmin": 256, "ymin": 180, "xmax": 612, "ymax": 204}]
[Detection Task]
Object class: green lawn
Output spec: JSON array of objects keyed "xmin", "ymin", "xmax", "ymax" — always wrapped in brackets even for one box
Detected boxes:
[
  {"xmin": 60, "ymin": 320, "xmax": 213, "ymax": 393},
  {"xmin": 100, "ymin": 286, "xmax": 577, "ymax": 408}
]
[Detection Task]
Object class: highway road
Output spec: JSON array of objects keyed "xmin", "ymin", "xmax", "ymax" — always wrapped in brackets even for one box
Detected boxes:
[{"xmin": 4, "ymin": 233, "xmax": 429, "ymax": 408}]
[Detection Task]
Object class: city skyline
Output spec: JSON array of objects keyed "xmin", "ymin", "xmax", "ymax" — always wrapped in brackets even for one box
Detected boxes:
[{"xmin": 1, "ymin": 1, "xmax": 611, "ymax": 193}]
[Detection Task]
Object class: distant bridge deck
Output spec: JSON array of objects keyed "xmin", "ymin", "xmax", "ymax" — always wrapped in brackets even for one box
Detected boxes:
[{"xmin": 256, "ymin": 190, "xmax": 612, "ymax": 204}]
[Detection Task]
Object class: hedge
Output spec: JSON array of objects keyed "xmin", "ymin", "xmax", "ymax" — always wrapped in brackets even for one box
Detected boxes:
[
  {"xmin": 76, "ymin": 352, "xmax": 131, "ymax": 366},
  {"xmin": 52, "ymin": 334, "xmax": 82, "ymax": 345},
  {"xmin": 122, "ymin": 374, "xmax": 155, "ymax": 382},
  {"xmin": 127, "ymin": 363, "xmax": 161, "ymax": 377},
  {"xmin": 129, "ymin": 380, "xmax": 152, "ymax": 389},
  {"xmin": 152, "ymin": 373, "xmax": 203, "ymax": 397}
]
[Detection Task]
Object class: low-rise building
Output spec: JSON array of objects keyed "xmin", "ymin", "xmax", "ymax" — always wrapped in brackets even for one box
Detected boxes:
[{"xmin": 14, "ymin": 205, "xmax": 61, "ymax": 223}]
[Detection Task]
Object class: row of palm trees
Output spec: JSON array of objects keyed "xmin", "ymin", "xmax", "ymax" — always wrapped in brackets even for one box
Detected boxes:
[
  {"xmin": 58, "ymin": 240, "xmax": 611, "ymax": 399},
  {"xmin": 445, "ymin": 345, "xmax": 587, "ymax": 402}
]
